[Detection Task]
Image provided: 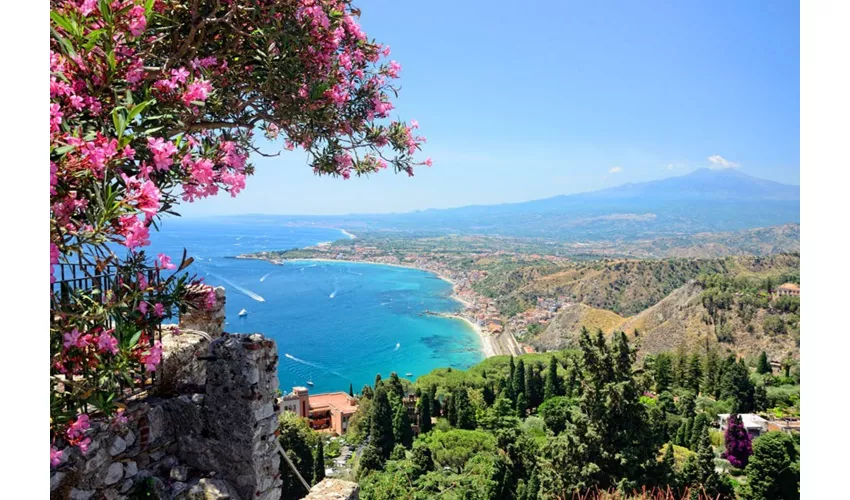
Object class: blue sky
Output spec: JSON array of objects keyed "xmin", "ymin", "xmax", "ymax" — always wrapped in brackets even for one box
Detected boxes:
[{"xmin": 183, "ymin": 0, "xmax": 800, "ymax": 216}]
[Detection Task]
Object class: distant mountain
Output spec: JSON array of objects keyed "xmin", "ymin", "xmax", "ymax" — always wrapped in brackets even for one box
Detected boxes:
[{"xmin": 253, "ymin": 169, "xmax": 801, "ymax": 240}]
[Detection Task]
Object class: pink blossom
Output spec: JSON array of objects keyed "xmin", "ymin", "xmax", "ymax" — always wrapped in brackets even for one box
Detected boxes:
[
  {"xmin": 146, "ymin": 137, "xmax": 178, "ymax": 171},
  {"xmin": 387, "ymin": 60, "xmax": 402, "ymax": 78},
  {"xmin": 410, "ymin": 120, "xmax": 419, "ymax": 129},
  {"xmin": 50, "ymin": 103, "xmax": 63, "ymax": 133},
  {"xmin": 182, "ymin": 80, "xmax": 213, "ymax": 106},
  {"xmin": 67, "ymin": 414, "xmax": 90, "ymax": 440},
  {"xmin": 157, "ymin": 253, "xmax": 176, "ymax": 270},
  {"xmin": 138, "ymin": 301, "xmax": 148, "ymax": 315},
  {"xmin": 142, "ymin": 341, "xmax": 163, "ymax": 372},
  {"xmin": 79, "ymin": 0, "xmax": 97, "ymax": 17},
  {"xmin": 170, "ymin": 67, "xmax": 190, "ymax": 84},
  {"xmin": 191, "ymin": 56, "xmax": 218, "ymax": 69},
  {"xmin": 128, "ymin": 6, "xmax": 147, "ymax": 37},
  {"xmin": 110, "ymin": 409, "xmax": 128, "ymax": 429},
  {"xmin": 153, "ymin": 303, "xmax": 165, "ymax": 317},
  {"xmin": 120, "ymin": 216, "xmax": 151, "ymax": 249},
  {"xmin": 51, "ymin": 242, "xmax": 60, "ymax": 283},
  {"xmin": 205, "ymin": 288, "xmax": 217, "ymax": 310},
  {"xmin": 50, "ymin": 447, "xmax": 63, "ymax": 468},
  {"xmin": 77, "ymin": 437, "xmax": 92, "ymax": 455},
  {"xmin": 63, "ymin": 328, "xmax": 82, "ymax": 350},
  {"xmin": 424, "ymin": 158, "xmax": 433, "ymax": 167},
  {"xmin": 97, "ymin": 332, "xmax": 119, "ymax": 355}
]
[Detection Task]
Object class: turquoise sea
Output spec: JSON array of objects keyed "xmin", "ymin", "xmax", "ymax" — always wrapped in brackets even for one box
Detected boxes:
[{"xmin": 148, "ymin": 216, "xmax": 484, "ymax": 394}]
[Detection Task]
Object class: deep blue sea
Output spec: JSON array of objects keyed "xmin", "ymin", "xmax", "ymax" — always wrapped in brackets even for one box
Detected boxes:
[{"xmin": 147, "ymin": 216, "xmax": 483, "ymax": 394}]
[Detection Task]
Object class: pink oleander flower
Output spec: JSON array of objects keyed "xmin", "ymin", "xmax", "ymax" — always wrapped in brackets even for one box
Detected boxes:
[
  {"xmin": 157, "ymin": 253, "xmax": 176, "ymax": 270},
  {"xmin": 204, "ymin": 288, "xmax": 217, "ymax": 310},
  {"xmin": 153, "ymin": 303, "xmax": 165, "ymax": 317},
  {"xmin": 138, "ymin": 301, "xmax": 148, "ymax": 315},
  {"xmin": 67, "ymin": 414, "xmax": 90, "ymax": 440},
  {"xmin": 50, "ymin": 103, "xmax": 63, "ymax": 133},
  {"xmin": 110, "ymin": 408, "xmax": 128, "ymax": 428},
  {"xmin": 410, "ymin": 120, "xmax": 419, "ymax": 129},
  {"xmin": 142, "ymin": 341, "xmax": 163, "ymax": 372},
  {"xmin": 424, "ymin": 158, "xmax": 433, "ymax": 167},
  {"xmin": 79, "ymin": 0, "xmax": 97, "ymax": 17},
  {"xmin": 136, "ymin": 272, "xmax": 149, "ymax": 290},
  {"xmin": 50, "ymin": 447, "xmax": 63, "ymax": 468},
  {"xmin": 120, "ymin": 216, "xmax": 151, "ymax": 249},
  {"xmin": 63, "ymin": 329, "xmax": 82, "ymax": 350},
  {"xmin": 97, "ymin": 331, "xmax": 119, "ymax": 355},
  {"xmin": 146, "ymin": 137, "xmax": 178, "ymax": 171},
  {"xmin": 182, "ymin": 80, "xmax": 213, "ymax": 106},
  {"xmin": 50, "ymin": 242, "xmax": 60, "ymax": 283},
  {"xmin": 128, "ymin": 6, "xmax": 147, "ymax": 36},
  {"xmin": 77, "ymin": 437, "xmax": 92, "ymax": 455},
  {"xmin": 171, "ymin": 67, "xmax": 190, "ymax": 84},
  {"xmin": 387, "ymin": 60, "xmax": 402, "ymax": 78}
]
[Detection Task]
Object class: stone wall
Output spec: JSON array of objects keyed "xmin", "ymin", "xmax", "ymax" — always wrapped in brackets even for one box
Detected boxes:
[
  {"xmin": 51, "ymin": 289, "xmax": 283, "ymax": 500},
  {"xmin": 178, "ymin": 285, "xmax": 226, "ymax": 338},
  {"xmin": 303, "ymin": 479, "xmax": 359, "ymax": 500}
]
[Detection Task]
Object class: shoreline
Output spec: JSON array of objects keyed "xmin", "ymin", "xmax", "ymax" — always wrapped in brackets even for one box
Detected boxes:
[{"xmin": 240, "ymin": 255, "xmax": 504, "ymax": 358}]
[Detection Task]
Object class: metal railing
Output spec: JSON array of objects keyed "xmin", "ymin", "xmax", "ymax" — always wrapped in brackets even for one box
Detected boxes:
[{"xmin": 50, "ymin": 261, "xmax": 164, "ymax": 413}]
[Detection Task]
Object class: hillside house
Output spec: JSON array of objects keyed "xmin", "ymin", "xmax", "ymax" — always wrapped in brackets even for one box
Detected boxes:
[
  {"xmin": 282, "ymin": 387, "xmax": 359, "ymax": 435},
  {"xmin": 718, "ymin": 413, "xmax": 768, "ymax": 438},
  {"xmin": 777, "ymin": 282, "xmax": 800, "ymax": 296}
]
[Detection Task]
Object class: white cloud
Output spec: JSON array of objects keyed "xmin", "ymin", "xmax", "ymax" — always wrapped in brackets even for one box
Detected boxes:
[
  {"xmin": 609, "ymin": 166, "xmax": 622, "ymax": 174},
  {"xmin": 707, "ymin": 155, "xmax": 740, "ymax": 169}
]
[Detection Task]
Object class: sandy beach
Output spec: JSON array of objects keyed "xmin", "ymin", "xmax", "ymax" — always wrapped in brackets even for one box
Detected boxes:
[{"xmin": 444, "ymin": 314, "xmax": 496, "ymax": 358}]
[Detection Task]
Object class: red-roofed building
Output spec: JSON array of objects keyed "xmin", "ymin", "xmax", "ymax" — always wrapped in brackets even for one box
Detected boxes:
[{"xmin": 282, "ymin": 387, "xmax": 359, "ymax": 435}]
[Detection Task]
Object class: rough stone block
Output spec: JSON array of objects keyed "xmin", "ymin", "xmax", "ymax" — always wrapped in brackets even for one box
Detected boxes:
[
  {"xmin": 109, "ymin": 436, "xmax": 127, "ymax": 456},
  {"xmin": 104, "ymin": 462, "xmax": 124, "ymax": 485}
]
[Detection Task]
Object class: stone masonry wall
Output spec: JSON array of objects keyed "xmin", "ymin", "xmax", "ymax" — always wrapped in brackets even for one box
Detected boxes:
[{"xmin": 51, "ymin": 289, "xmax": 283, "ymax": 500}]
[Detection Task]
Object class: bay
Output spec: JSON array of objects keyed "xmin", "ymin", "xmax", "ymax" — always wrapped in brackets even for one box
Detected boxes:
[{"xmin": 147, "ymin": 216, "xmax": 484, "ymax": 394}]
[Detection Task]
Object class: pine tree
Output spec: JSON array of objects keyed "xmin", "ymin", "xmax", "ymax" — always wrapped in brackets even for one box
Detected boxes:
[
  {"xmin": 722, "ymin": 414, "xmax": 752, "ymax": 469},
  {"xmin": 654, "ymin": 354, "xmax": 673, "ymax": 394},
  {"xmin": 744, "ymin": 432, "xmax": 799, "ymax": 499},
  {"xmin": 411, "ymin": 444, "xmax": 434, "ymax": 478},
  {"xmin": 417, "ymin": 392, "xmax": 433, "ymax": 434},
  {"xmin": 313, "ymin": 439, "xmax": 325, "ymax": 484},
  {"xmin": 720, "ymin": 358, "xmax": 755, "ymax": 413},
  {"xmin": 369, "ymin": 386, "xmax": 395, "ymax": 458},
  {"xmin": 392, "ymin": 400, "xmax": 413, "ymax": 448},
  {"xmin": 544, "ymin": 355, "xmax": 562, "ymax": 400},
  {"xmin": 756, "ymin": 351, "xmax": 771, "ymax": 375},
  {"xmin": 702, "ymin": 349, "xmax": 719, "ymax": 398},
  {"xmin": 687, "ymin": 354, "xmax": 703, "ymax": 393}
]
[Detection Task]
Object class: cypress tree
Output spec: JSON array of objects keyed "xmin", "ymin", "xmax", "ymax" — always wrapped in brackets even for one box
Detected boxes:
[
  {"xmin": 703, "ymin": 349, "xmax": 719, "ymax": 398},
  {"xmin": 374, "ymin": 373, "xmax": 382, "ymax": 389},
  {"xmin": 544, "ymin": 354, "xmax": 562, "ymax": 400},
  {"xmin": 388, "ymin": 372, "xmax": 404, "ymax": 399},
  {"xmin": 513, "ymin": 359, "xmax": 526, "ymax": 402},
  {"xmin": 392, "ymin": 400, "xmax": 413, "ymax": 448},
  {"xmin": 454, "ymin": 388, "xmax": 476, "ymax": 430},
  {"xmin": 753, "ymin": 384, "xmax": 768, "ymax": 412},
  {"xmin": 482, "ymin": 383, "xmax": 495, "ymax": 406},
  {"xmin": 360, "ymin": 385, "xmax": 373, "ymax": 399},
  {"xmin": 756, "ymin": 351, "xmax": 771, "ymax": 375},
  {"xmin": 689, "ymin": 413, "xmax": 709, "ymax": 451},
  {"xmin": 662, "ymin": 442, "xmax": 678, "ymax": 488},
  {"xmin": 516, "ymin": 392, "xmax": 527, "ymax": 418},
  {"xmin": 444, "ymin": 393, "xmax": 456, "ymax": 426},
  {"xmin": 349, "ymin": 383, "xmax": 354, "ymax": 397},
  {"xmin": 429, "ymin": 384, "xmax": 440, "ymax": 416},
  {"xmin": 720, "ymin": 358, "xmax": 755, "ymax": 413},
  {"xmin": 313, "ymin": 439, "xmax": 325, "ymax": 484},
  {"xmin": 369, "ymin": 386, "xmax": 395, "ymax": 458},
  {"xmin": 417, "ymin": 392, "xmax": 433, "ymax": 434},
  {"xmin": 508, "ymin": 356, "xmax": 516, "ymax": 397}
]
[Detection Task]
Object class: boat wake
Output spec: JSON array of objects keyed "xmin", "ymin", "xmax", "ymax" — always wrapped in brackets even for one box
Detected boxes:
[
  {"xmin": 284, "ymin": 353, "xmax": 347, "ymax": 380},
  {"xmin": 393, "ymin": 342, "xmax": 401, "ymax": 351},
  {"xmin": 259, "ymin": 272, "xmax": 272, "ymax": 282},
  {"xmin": 209, "ymin": 273, "xmax": 266, "ymax": 302}
]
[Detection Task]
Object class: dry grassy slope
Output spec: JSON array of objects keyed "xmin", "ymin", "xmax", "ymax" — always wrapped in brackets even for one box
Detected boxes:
[{"xmin": 531, "ymin": 254, "xmax": 800, "ymax": 359}]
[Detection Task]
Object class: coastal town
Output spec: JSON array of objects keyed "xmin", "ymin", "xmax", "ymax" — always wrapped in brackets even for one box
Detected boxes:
[{"xmin": 238, "ymin": 237, "xmax": 576, "ymax": 358}]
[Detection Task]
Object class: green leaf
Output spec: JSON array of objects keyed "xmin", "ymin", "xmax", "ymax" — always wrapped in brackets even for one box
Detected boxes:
[
  {"xmin": 127, "ymin": 99, "xmax": 155, "ymax": 122},
  {"xmin": 49, "ymin": 11, "xmax": 75, "ymax": 34},
  {"xmin": 145, "ymin": 0, "xmax": 156, "ymax": 16},
  {"xmin": 128, "ymin": 330, "xmax": 142, "ymax": 349},
  {"xmin": 112, "ymin": 108, "xmax": 127, "ymax": 138}
]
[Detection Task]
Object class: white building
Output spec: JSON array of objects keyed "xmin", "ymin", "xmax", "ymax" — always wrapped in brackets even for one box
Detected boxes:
[{"xmin": 718, "ymin": 413, "xmax": 768, "ymax": 438}]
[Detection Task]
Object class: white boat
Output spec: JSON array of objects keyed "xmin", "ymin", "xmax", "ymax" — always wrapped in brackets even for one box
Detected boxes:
[
  {"xmin": 406, "ymin": 373, "xmax": 413, "ymax": 377},
  {"xmin": 306, "ymin": 380, "xmax": 314, "ymax": 386},
  {"xmin": 238, "ymin": 308, "xmax": 248, "ymax": 317}
]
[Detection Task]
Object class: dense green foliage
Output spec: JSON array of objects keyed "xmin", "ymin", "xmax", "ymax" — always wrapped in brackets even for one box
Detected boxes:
[{"xmin": 348, "ymin": 328, "xmax": 797, "ymax": 498}]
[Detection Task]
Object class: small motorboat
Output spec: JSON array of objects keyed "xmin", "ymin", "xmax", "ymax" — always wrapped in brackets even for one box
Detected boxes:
[
  {"xmin": 306, "ymin": 380, "xmax": 314, "ymax": 386},
  {"xmin": 406, "ymin": 373, "xmax": 413, "ymax": 377},
  {"xmin": 238, "ymin": 308, "xmax": 248, "ymax": 317}
]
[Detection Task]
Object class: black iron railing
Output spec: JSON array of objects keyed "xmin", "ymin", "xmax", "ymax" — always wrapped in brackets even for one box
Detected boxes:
[{"xmin": 50, "ymin": 261, "xmax": 164, "ymax": 413}]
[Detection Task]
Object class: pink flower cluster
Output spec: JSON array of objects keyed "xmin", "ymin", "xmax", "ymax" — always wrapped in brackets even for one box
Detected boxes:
[{"xmin": 141, "ymin": 341, "xmax": 163, "ymax": 372}]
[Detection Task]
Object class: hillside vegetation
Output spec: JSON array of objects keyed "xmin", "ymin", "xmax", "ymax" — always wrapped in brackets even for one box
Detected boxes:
[{"xmin": 529, "ymin": 254, "xmax": 800, "ymax": 360}]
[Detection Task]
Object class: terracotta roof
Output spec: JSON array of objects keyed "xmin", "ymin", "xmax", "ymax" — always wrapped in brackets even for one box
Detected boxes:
[
  {"xmin": 309, "ymin": 392, "xmax": 358, "ymax": 414},
  {"xmin": 778, "ymin": 283, "xmax": 800, "ymax": 291}
]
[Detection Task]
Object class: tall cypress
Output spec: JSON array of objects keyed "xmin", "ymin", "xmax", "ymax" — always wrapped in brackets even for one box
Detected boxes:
[
  {"xmin": 349, "ymin": 383, "xmax": 354, "ymax": 397},
  {"xmin": 454, "ymin": 388, "xmax": 475, "ymax": 429},
  {"xmin": 369, "ymin": 386, "xmax": 395, "ymax": 458},
  {"xmin": 313, "ymin": 439, "xmax": 325, "ymax": 484},
  {"xmin": 417, "ymin": 392, "xmax": 433, "ymax": 434},
  {"xmin": 756, "ymin": 351, "xmax": 771, "ymax": 375},
  {"xmin": 544, "ymin": 354, "xmax": 562, "ymax": 400},
  {"xmin": 516, "ymin": 392, "xmax": 527, "ymax": 418},
  {"xmin": 688, "ymin": 354, "xmax": 703, "ymax": 393},
  {"xmin": 514, "ymin": 359, "xmax": 526, "ymax": 402},
  {"xmin": 508, "ymin": 356, "xmax": 516, "ymax": 397},
  {"xmin": 374, "ymin": 373, "xmax": 382, "ymax": 389},
  {"xmin": 392, "ymin": 400, "xmax": 413, "ymax": 448}
]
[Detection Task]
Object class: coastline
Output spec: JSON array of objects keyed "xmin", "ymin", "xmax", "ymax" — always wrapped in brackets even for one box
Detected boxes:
[{"xmin": 241, "ymin": 255, "xmax": 504, "ymax": 358}]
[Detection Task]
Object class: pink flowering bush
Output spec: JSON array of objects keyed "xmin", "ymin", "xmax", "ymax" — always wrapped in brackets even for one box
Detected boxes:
[{"xmin": 50, "ymin": 0, "xmax": 427, "ymax": 464}]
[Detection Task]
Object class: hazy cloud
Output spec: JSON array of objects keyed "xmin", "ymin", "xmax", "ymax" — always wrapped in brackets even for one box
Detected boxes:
[
  {"xmin": 708, "ymin": 155, "xmax": 740, "ymax": 169},
  {"xmin": 609, "ymin": 166, "xmax": 623, "ymax": 174}
]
